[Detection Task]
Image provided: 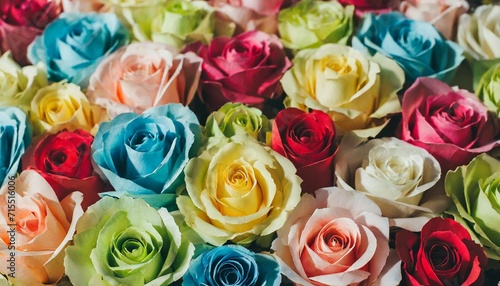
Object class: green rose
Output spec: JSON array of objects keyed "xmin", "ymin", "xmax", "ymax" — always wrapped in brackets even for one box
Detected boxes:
[
  {"xmin": 0, "ymin": 51, "xmax": 47, "ymax": 112},
  {"xmin": 278, "ymin": 0, "xmax": 353, "ymax": 52},
  {"xmin": 445, "ymin": 153, "xmax": 500, "ymax": 260},
  {"xmin": 476, "ymin": 63, "xmax": 500, "ymax": 116},
  {"xmin": 65, "ymin": 196, "xmax": 194, "ymax": 285},
  {"xmin": 205, "ymin": 103, "xmax": 270, "ymax": 141}
]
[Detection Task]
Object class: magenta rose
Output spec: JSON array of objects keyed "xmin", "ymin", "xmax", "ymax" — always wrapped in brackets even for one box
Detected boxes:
[
  {"xmin": 396, "ymin": 217, "xmax": 488, "ymax": 286},
  {"xmin": 0, "ymin": 0, "xmax": 61, "ymax": 65},
  {"xmin": 191, "ymin": 30, "xmax": 291, "ymax": 113},
  {"xmin": 397, "ymin": 77, "xmax": 500, "ymax": 171}
]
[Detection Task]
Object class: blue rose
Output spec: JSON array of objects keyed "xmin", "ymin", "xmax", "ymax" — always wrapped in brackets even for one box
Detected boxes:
[
  {"xmin": 183, "ymin": 245, "xmax": 281, "ymax": 286},
  {"xmin": 91, "ymin": 103, "xmax": 202, "ymax": 208},
  {"xmin": 0, "ymin": 107, "xmax": 31, "ymax": 186},
  {"xmin": 28, "ymin": 12, "xmax": 130, "ymax": 87},
  {"xmin": 353, "ymin": 12, "xmax": 464, "ymax": 86}
]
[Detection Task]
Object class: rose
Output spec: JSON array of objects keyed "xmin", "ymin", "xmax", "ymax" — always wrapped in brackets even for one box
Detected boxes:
[
  {"xmin": 278, "ymin": 0, "xmax": 354, "ymax": 52},
  {"xmin": 476, "ymin": 63, "xmax": 500, "ymax": 116},
  {"xmin": 62, "ymin": 0, "xmax": 108, "ymax": 12},
  {"xmin": 192, "ymin": 30, "xmax": 291, "ymax": 113},
  {"xmin": 0, "ymin": 51, "xmax": 47, "ymax": 113},
  {"xmin": 87, "ymin": 42, "xmax": 203, "ymax": 118},
  {"xmin": 91, "ymin": 104, "xmax": 202, "ymax": 209},
  {"xmin": 353, "ymin": 11, "xmax": 464, "ymax": 86},
  {"xmin": 21, "ymin": 129, "xmax": 111, "ymax": 210},
  {"xmin": 457, "ymin": 5, "xmax": 500, "ymax": 88},
  {"xmin": 182, "ymin": 245, "xmax": 281, "ymax": 286},
  {"xmin": 396, "ymin": 217, "xmax": 488, "ymax": 285},
  {"xmin": 65, "ymin": 196, "xmax": 194, "ymax": 286},
  {"xmin": 209, "ymin": 0, "xmax": 283, "ymax": 34},
  {"xmin": 0, "ymin": 107, "xmax": 31, "ymax": 186},
  {"xmin": 29, "ymin": 81, "xmax": 109, "ymax": 135},
  {"xmin": 399, "ymin": 0, "xmax": 469, "ymax": 39},
  {"xmin": 177, "ymin": 135, "xmax": 302, "ymax": 246},
  {"xmin": 205, "ymin": 102, "xmax": 270, "ymax": 141},
  {"xmin": 148, "ymin": 0, "xmax": 231, "ymax": 49},
  {"xmin": 337, "ymin": 0, "xmax": 400, "ymax": 17},
  {"xmin": 271, "ymin": 187, "xmax": 391, "ymax": 285},
  {"xmin": 335, "ymin": 134, "xmax": 444, "ymax": 231},
  {"xmin": 0, "ymin": 0, "xmax": 61, "ymax": 65},
  {"xmin": 397, "ymin": 77, "xmax": 500, "ymax": 172},
  {"xmin": 28, "ymin": 12, "xmax": 130, "ymax": 87},
  {"xmin": 0, "ymin": 170, "xmax": 84, "ymax": 285},
  {"xmin": 281, "ymin": 43, "xmax": 404, "ymax": 137},
  {"xmin": 271, "ymin": 108, "xmax": 337, "ymax": 194},
  {"xmin": 445, "ymin": 153, "xmax": 500, "ymax": 260}
]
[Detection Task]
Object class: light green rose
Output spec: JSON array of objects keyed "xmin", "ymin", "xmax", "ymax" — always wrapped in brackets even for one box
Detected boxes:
[
  {"xmin": 177, "ymin": 136, "xmax": 302, "ymax": 246},
  {"xmin": 0, "ymin": 51, "xmax": 47, "ymax": 112},
  {"xmin": 445, "ymin": 153, "xmax": 500, "ymax": 260},
  {"xmin": 278, "ymin": 0, "xmax": 353, "ymax": 52},
  {"xmin": 205, "ymin": 102, "xmax": 270, "ymax": 141},
  {"xmin": 476, "ymin": 63, "xmax": 500, "ymax": 116},
  {"xmin": 65, "ymin": 196, "xmax": 194, "ymax": 286},
  {"xmin": 281, "ymin": 43, "xmax": 404, "ymax": 137}
]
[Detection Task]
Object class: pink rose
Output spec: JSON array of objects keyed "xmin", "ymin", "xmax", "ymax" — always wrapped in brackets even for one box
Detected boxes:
[
  {"xmin": 191, "ymin": 30, "xmax": 291, "ymax": 113},
  {"xmin": 0, "ymin": 0, "xmax": 61, "ymax": 65},
  {"xmin": 400, "ymin": 0, "xmax": 469, "ymax": 39},
  {"xmin": 87, "ymin": 42, "xmax": 202, "ymax": 118},
  {"xmin": 397, "ymin": 77, "xmax": 500, "ymax": 172},
  {"xmin": 0, "ymin": 170, "xmax": 83, "ymax": 285},
  {"xmin": 208, "ymin": 0, "xmax": 283, "ymax": 34},
  {"xmin": 272, "ymin": 187, "xmax": 393, "ymax": 285}
]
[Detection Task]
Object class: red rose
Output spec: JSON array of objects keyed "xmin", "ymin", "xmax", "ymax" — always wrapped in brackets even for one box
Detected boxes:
[
  {"xmin": 397, "ymin": 77, "xmax": 500, "ymax": 171},
  {"xmin": 192, "ymin": 30, "xmax": 291, "ymax": 113},
  {"xmin": 271, "ymin": 108, "xmax": 337, "ymax": 194},
  {"xmin": 22, "ymin": 129, "xmax": 111, "ymax": 210},
  {"xmin": 338, "ymin": 0, "xmax": 400, "ymax": 17},
  {"xmin": 0, "ymin": 0, "xmax": 61, "ymax": 65},
  {"xmin": 396, "ymin": 217, "xmax": 488, "ymax": 286}
]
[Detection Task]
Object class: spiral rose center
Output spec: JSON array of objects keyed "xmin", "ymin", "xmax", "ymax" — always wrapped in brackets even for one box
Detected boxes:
[{"xmin": 427, "ymin": 243, "xmax": 458, "ymax": 271}]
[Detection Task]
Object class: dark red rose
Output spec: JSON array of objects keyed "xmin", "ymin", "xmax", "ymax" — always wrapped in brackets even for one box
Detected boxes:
[
  {"xmin": 191, "ymin": 30, "xmax": 291, "ymax": 113},
  {"xmin": 0, "ymin": 0, "xmax": 61, "ymax": 65},
  {"xmin": 396, "ymin": 217, "xmax": 488, "ymax": 286},
  {"xmin": 396, "ymin": 77, "xmax": 500, "ymax": 172},
  {"xmin": 271, "ymin": 108, "xmax": 337, "ymax": 194},
  {"xmin": 22, "ymin": 129, "xmax": 111, "ymax": 210}
]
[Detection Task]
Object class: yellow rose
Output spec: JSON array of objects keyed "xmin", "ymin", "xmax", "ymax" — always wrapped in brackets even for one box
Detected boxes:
[
  {"xmin": 281, "ymin": 43, "xmax": 404, "ymax": 137},
  {"xmin": 177, "ymin": 136, "xmax": 302, "ymax": 246},
  {"xmin": 30, "ymin": 81, "xmax": 109, "ymax": 135}
]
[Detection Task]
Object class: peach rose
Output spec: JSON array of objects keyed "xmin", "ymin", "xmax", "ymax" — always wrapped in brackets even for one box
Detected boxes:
[
  {"xmin": 271, "ymin": 187, "xmax": 396, "ymax": 286},
  {"xmin": 62, "ymin": 0, "xmax": 108, "ymax": 12},
  {"xmin": 400, "ymin": 0, "xmax": 469, "ymax": 39},
  {"xmin": 0, "ymin": 170, "xmax": 84, "ymax": 285},
  {"xmin": 87, "ymin": 42, "xmax": 202, "ymax": 118}
]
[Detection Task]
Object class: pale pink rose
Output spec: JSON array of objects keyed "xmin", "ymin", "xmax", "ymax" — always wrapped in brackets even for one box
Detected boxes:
[
  {"xmin": 0, "ymin": 170, "xmax": 84, "ymax": 285},
  {"xmin": 400, "ymin": 0, "xmax": 469, "ymax": 39},
  {"xmin": 87, "ymin": 42, "xmax": 202, "ymax": 118},
  {"xmin": 62, "ymin": 0, "xmax": 109, "ymax": 12},
  {"xmin": 208, "ymin": 0, "xmax": 283, "ymax": 34},
  {"xmin": 271, "ymin": 187, "xmax": 395, "ymax": 286}
]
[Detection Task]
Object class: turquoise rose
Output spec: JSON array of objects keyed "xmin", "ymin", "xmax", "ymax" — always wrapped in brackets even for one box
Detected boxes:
[
  {"xmin": 91, "ymin": 103, "xmax": 202, "ymax": 208},
  {"xmin": 28, "ymin": 12, "xmax": 130, "ymax": 87}
]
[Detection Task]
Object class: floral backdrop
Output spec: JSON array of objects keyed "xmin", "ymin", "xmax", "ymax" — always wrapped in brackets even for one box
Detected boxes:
[{"xmin": 1, "ymin": 0, "xmax": 500, "ymax": 285}]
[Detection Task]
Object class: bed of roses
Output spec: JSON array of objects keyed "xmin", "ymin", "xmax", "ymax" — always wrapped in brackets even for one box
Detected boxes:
[{"xmin": 1, "ymin": 0, "xmax": 500, "ymax": 285}]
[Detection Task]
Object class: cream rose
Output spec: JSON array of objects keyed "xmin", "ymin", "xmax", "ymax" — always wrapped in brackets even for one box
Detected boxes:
[
  {"xmin": 271, "ymin": 187, "xmax": 396, "ymax": 286},
  {"xmin": 335, "ymin": 134, "xmax": 447, "ymax": 231},
  {"xmin": 0, "ymin": 170, "xmax": 83, "ymax": 285},
  {"xmin": 400, "ymin": 0, "xmax": 469, "ymax": 39},
  {"xmin": 87, "ymin": 42, "xmax": 202, "ymax": 118},
  {"xmin": 30, "ymin": 81, "xmax": 109, "ymax": 135},
  {"xmin": 281, "ymin": 43, "xmax": 404, "ymax": 137},
  {"xmin": 0, "ymin": 51, "xmax": 47, "ymax": 112},
  {"xmin": 177, "ymin": 136, "xmax": 302, "ymax": 246}
]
